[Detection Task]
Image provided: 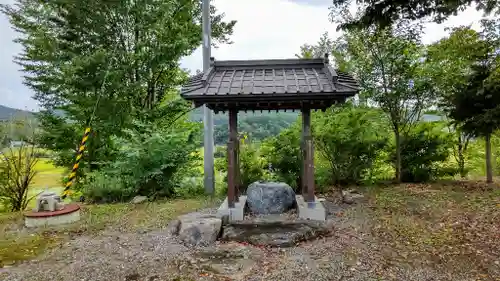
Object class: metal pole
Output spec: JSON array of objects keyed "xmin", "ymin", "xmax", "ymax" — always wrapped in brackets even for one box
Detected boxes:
[
  {"xmin": 202, "ymin": 0, "xmax": 215, "ymax": 194},
  {"xmin": 9, "ymin": 113, "xmax": 14, "ymax": 142}
]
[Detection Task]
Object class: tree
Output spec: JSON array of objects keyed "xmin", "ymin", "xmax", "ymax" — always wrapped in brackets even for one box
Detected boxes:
[
  {"xmin": 427, "ymin": 19, "xmax": 500, "ymax": 183},
  {"xmin": 393, "ymin": 121, "xmax": 454, "ymax": 182},
  {"xmin": 212, "ymin": 113, "xmax": 297, "ymax": 145},
  {"xmin": 0, "ymin": 119, "xmax": 39, "ymax": 212},
  {"xmin": 449, "ymin": 122, "xmax": 474, "ymax": 178},
  {"xmin": 1, "ymin": 0, "xmax": 235, "ymax": 172},
  {"xmin": 333, "ymin": 22, "xmax": 434, "ymax": 182},
  {"xmin": 313, "ymin": 103, "xmax": 388, "ymax": 186},
  {"xmin": 329, "ymin": 0, "xmax": 499, "ymax": 30},
  {"xmin": 426, "ymin": 26, "xmax": 488, "ymax": 177},
  {"xmin": 448, "ymin": 63, "xmax": 500, "ymax": 183},
  {"xmin": 296, "ymin": 32, "xmax": 334, "ymax": 59}
]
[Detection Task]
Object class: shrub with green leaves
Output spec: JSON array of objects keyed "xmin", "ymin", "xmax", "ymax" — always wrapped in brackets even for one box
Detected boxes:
[
  {"xmin": 262, "ymin": 105, "xmax": 388, "ymax": 189},
  {"xmin": 175, "ymin": 176, "xmax": 205, "ymax": 198},
  {"xmin": 392, "ymin": 122, "xmax": 456, "ymax": 182},
  {"xmin": 261, "ymin": 126, "xmax": 302, "ymax": 191},
  {"xmin": 80, "ymin": 171, "xmax": 133, "ymax": 203},
  {"xmin": 239, "ymin": 141, "xmax": 266, "ymax": 190},
  {"xmin": 313, "ymin": 104, "xmax": 389, "ymax": 186},
  {"xmin": 215, "ymin": 138, "xmax": 266, "ymax": 193},
  {"xmin": 83, "ymin": 119, "xmax": 201, "ymax": 202}
]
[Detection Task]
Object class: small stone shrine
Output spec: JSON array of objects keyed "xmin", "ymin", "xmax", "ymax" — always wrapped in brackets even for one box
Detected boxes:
[{"xmin": 24, "ymin": 189, "xmax": 81, "ymax": 228}]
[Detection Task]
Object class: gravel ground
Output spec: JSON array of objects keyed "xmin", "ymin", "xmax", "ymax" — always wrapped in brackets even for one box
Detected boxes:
[
  {"xmin": 0, "ymin": 201, "xmax": 489, "ymax": 281},
  {"xmin": 2, "ymin": 231, "xmax": 194, "ymax": 281}
]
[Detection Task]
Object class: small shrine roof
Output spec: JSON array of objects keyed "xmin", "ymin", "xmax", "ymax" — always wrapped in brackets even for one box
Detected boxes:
[{"xmin": 181, "ymin": 55, "xmax": 359, "ymax": 112}]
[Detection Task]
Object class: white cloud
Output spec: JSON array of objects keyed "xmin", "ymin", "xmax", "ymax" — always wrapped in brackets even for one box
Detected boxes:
[
  {"xmin": 421, "ymin": 6, "xmax": 485, "ymax": 44},
  {"xmin": 180, "ymin": 0, "xmax": 334, "ymax": 72},
  {"xmin": 0, "ymin": 0, "xmax": 488, "ymax": 109},
  {"xmin": 181, "ymin": 1, "xmax": 485, "ymax": 72}
]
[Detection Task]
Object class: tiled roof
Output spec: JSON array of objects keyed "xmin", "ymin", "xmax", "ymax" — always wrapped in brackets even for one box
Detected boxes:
[{"xmin": 181, "ymin": 56, "xmax": 359, "ymax": 98}]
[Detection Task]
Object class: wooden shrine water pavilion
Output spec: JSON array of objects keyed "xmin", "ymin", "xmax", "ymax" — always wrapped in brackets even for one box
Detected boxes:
[{"xmin": 181, "ymin": 54, "xmax": 359, "ymax": 212}]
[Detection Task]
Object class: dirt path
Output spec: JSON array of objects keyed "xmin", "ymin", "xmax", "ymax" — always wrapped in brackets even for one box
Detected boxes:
[{"xmin": 2, "ymin": 185, "xmax": 499, "ymax": 281}]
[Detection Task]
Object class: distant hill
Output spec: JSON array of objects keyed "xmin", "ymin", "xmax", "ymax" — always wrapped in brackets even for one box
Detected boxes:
[
  {"xmin": 189, "ymin": 107, "xmax": 298, "ymax": 125},
  {"xmin": 0, "ymin": 105, "xmax": 34, "ymax": 120},
  {"xmin": 189, "ymin": 107, "xmax": 299, "ymax": 144}
]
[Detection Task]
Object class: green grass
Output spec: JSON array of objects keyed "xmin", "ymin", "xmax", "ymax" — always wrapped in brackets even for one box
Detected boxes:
[
  {"xmin": 0, "ymin": 150, "xmax": 220, "ymax": 267},
  {"xmin": 27, "ymin": 159, "xmax": 67, "ymax": 208},
  {"xmin": 0, "ymin": 198, "xmax": 215, "ymax": 267},
  {"xmin": 31, "ymin": 159, "xmax": 66, "ymax": 188}
]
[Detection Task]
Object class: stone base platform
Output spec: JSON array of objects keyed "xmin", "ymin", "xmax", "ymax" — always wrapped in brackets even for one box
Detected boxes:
[
  {"xmin": 216, "ymin": 196, "xmax": 247, "ymax": 222},
  {"xmin": 221, "ymin": 220, "xmax": 330, "ymax": 247},
  {"xmin": 24, "ymin": 203, "xmax": 81, "ymax": 228},
  {"xmin": 216, "ymin": 195, "xmax": 326, "ymax": 222},
  {"xmin": 296, "ymin": 195, "xmax": 326, "ymax": 221}
]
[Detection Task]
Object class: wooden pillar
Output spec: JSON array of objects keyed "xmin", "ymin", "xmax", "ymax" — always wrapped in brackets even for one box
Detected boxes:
[
  {"xmin": 235, "ymin": 130, "xmax": 240, "ymax": 202},
  {"xmin": 301, "ymin": 108, "xmax": 315, "ymax": 203},
  {"xmin": 227, "ymin": 109, "xmax": 238, "ymax": 208},
  {"xmin": 301, "ymin": 125, "xmax": 307, "ymax": 196}
]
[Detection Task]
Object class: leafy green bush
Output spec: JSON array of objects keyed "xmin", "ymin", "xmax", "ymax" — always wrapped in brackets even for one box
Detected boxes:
[
  {"xmin": 81, "ymin": 172, "xmax": 133, "ymax": 203},
  {"xmin": 240, "ymin": 142, "xmax": 266, "ymax": 190},
  {"xmin": 175, "ymin": 176, "xmax": 205, "ymax": 198},
  {"xmin": 393, "ymin": 122, "xmax": 456, "ymax": 182},
  {"xmin": 261, "ymin": 126, "xmax": 302, "ymax": 191},
  {"xmin": 214, "ymin": 145, "xmax": 226, "ymax": 158},
  {"xmin": 82, "ymin": 120, "xmax": 201, "ymax": 202},
  {"xmin": 314, "ymin": 160, "xmax": 334, "ymax": 193},
  {"xmin": 262, "ymin": 105, "xmax": 389, "ymax": 190},
  {"xmin": 215, "ymin": 137, "xmax": 265, "ymax": 193},
  {"xmin": 313, "ymin": 104, "xmax": 389, "ymax": 186},
  {"xmin": 365, "ymin": 150, "xmax": 395, "ymax": 183}
]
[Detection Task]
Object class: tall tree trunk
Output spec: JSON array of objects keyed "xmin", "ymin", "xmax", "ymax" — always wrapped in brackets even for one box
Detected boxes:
[
  {"xmin": 458, "ymin": 151, "xmax": 467, "ymax": 178},
  {"xmin": 395, "ymin": 130, "xmax": 402, "ymax": 183},
  {"xmin": 457, "ymin": 135, "xmax": 466, "ymax": 178},
  {"xmin": 485, "ymin": 133, "xmax": 493, "ymax": 183}
]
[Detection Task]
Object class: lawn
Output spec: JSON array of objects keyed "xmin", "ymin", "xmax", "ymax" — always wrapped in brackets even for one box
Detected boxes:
[
  {"xmin": 0, "ymin": 198, "xmax": 214, "ymax": 267},
  {"xmin": 29, "ymin": 159, "xmax": 66, "ymax": 196}
]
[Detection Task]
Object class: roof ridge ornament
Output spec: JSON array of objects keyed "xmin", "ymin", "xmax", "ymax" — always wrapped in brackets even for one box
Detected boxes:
[
  {"xmin": 323, "ymin": 53, "xmax": 338, "ymax": 83},
  {"xmin": 202, "ymin": 57, "xmax": 216, "ymax": 86},
  {"xmin": 324, "ymin": 53, "xmax": 329, "ymax": 64}
]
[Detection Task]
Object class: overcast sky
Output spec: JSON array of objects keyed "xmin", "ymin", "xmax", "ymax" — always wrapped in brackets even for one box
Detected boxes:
[{"xmin": 0, "ymin": 0, "xmax": 485, "ymax": 111}]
